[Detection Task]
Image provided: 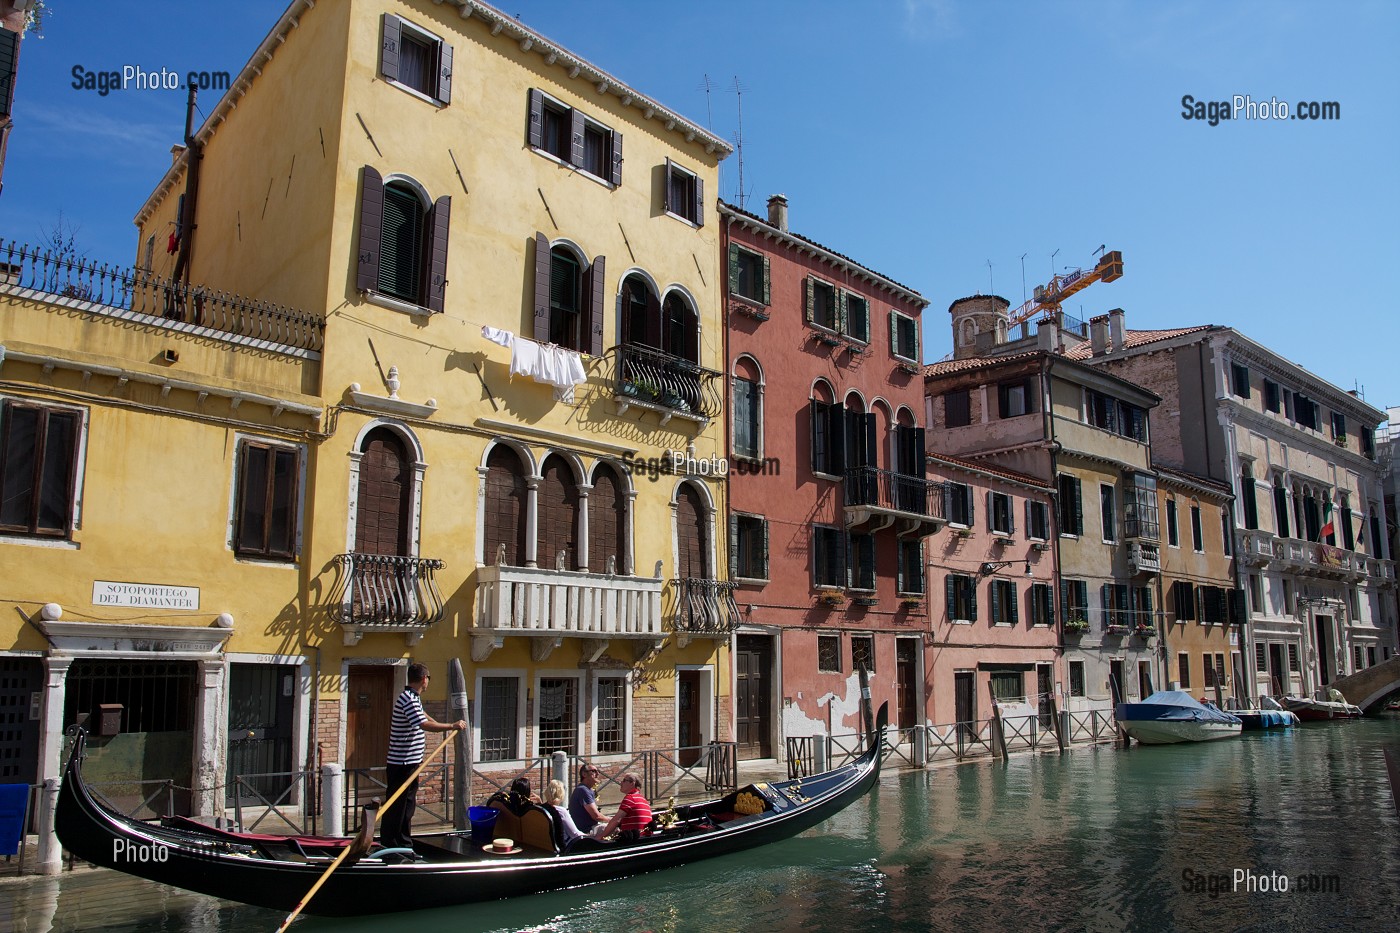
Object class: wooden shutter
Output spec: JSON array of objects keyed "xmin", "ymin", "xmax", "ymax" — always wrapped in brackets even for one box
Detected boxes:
[
  {"xmin": 833, "ymin": 290, "xmax": 846, "ymax": 335},
  {"xmin": 968, "ymin": 578, "xmax": 978, "ymax": 620},
  {"xmin": 896, "ymin": 542, "xmax": 905, "ymax": 594},
  {"xmin": 234, "ymin": 442, "xmax": 266, "ymax": 554},
  {"xmin": 533, "ymin": 232, "xmax": 551, "ymax": 342},
  {"xmin": 356, "ymin": 167, "xmax": 384, "ymax": 292},
  {"xmin": 760, "ymin": 256, "xmax": 770, "ymax": 304},
  {"xmin": 728, "ymin": 515, "xmax": 739, "ymax": 577},
  {"xmin": 912, "ymin": 428, "xmax": 926, "ymax": 477},
  {"xmin": 1046, "ymin": 585, "xmax": 1055, "ymax": 626},
  {"xmin": 727, "ymin": 243, "xmax": 740, "ymax": 295},
  {"xmin": 804, "ymin": 277, "xmax": 815, "ymax": 324},
  {"xmin": 985, "ymin": 491, "xmax": 994, "ymax": 531},
  {"xmin": 0, "ymin": 28, "xmax": 18, "ymax": 119},
  {"xmin": 609, "ymin": 130, "xmax": 623, "ymax": 186},
  {"xmin": 990, "ymin": 580, "xmax": 1001, "ymax": 623},
  {"xmin": 810, "ymin": 400, "xmax": 827, "ymax": 473},
  {"xmin": 1101, "ymin": 584, "xmax": 1111, "ymax": 625},
  {"xmin": 827, "ymin": 405, "xmax": 846, "ymax": 474},
  {"xmin": 425, "ymin": 195, "xmax": 450, "ymax": 313},
  {"xmin": 1072, "ymin": 479, "xmax": 1083, "ymax": 535},
  {"xmin": 967, "ymin": 487, "xmax": 976, "ymax": 527},
  {"xmin": 858, "ymin": 535, "xmax": 875, "ymax": 589},
  {"xmin": 569, "ymin": 107, "xmax": 586, "ymax": 168},
  {"xmin": 527, "ymin": 89, "xmax": 545, "ymax": 149},
  {"xmin": 1062, "ymin": 582, "xmax": 1072, "ymax": 621},
  {"xmin": 380, "ymin": 14, "xmax": 402, "ymax": 83},
  {"xmin": 1009, "ymin": 584, "xmax": 1019, "ymax": 624},
  {"xmin": 663, "ymin": 158, "xmax": 673, "ymax": 214},
  {"xmin": 693, "ymin": 176, "xmax": 705, "ymax": 226},
  {"xmin": 436, "ymin": 41, "xmax": 453, "ymax": 104},
  {"xmin": 946, "ymin": 574, "xmax": 957, "ymax": 620},
  {"xmin": 586, "ymin": 254, "xmax": 606, "ymax": 356},
  {"xmin": 889, "ymin": 311, "xmax": 898, "ymax": 356},
  {"xmin": 1008, "ymin": 496, "xmax": 1016, "ymax": 534}
]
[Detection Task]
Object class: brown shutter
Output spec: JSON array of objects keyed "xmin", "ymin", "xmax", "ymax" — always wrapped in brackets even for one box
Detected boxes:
[
  {"xmin": 426, "ymin": 195, "xmax": 450, "ymax": 313},
  {"xmin": 569, "ymin": 107, "xmax": 586, "ymax": 168},
  {"xmin": 527, "ymin": 89, "xmax": 544, "ymax": 149},
  {"xmin": 589, "ymin": 466, "xmax": 624, "ymax": 573},
  {"xmin": 663, "ymin": 158, "xmax": 673, "ymax": 214},
  {"xmin": 586, "ymin": 254, "xmax": 606, "ymax": 356},
  {"xmin": 380, "ymin": 14, "xmax": 401, "ymax": 83},
  {"xmin": 609, "ymin": 131, "xmax": 623, "ymax": 186},
  {"xmin": 537, "ymin": 457, "xmax": 579, "ymax": 570},
  {"xmin": 356, "ymin": 166, "xmax": 384, "ymax": 292},
  {"xmin": 436, "ymin": 42, "xmax": 453, "ymax": 105},
  {"xmin": 533, "ymin": 232, "xmax": 551, "ymax": 342},
  {"xmin": 694, "ymin": 176, "xmax": 705, "ymax": 226}
]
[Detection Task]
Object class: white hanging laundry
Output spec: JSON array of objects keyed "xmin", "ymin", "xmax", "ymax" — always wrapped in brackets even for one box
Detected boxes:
[
  {"xmin": 509, "ymin": 337, "xmax": 545, "ymax": 382},
  {"xmin": 481, "ymin": 326, "xmax": 515, "ymax": 348}
]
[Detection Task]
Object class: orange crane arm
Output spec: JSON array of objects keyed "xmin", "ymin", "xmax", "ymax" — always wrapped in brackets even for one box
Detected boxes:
[{"xmin": 1007, "ymin": 250, "xmax": 1123, "ymax": 328}]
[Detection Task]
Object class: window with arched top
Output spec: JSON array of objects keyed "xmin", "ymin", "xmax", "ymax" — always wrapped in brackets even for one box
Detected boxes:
[
  {"xmin": 356, "ymin": 168, "xmax": 450, "ymax": 312},
  {"xmin": 662, "ymin": 292, "xmax": 698, "ymax": 363},
  {"xmin": 484, "ymin": 445, "xmax": 528, "ymax": 566},
  {"xmin": 533, "ymin": 234, "xmax": 604, "ymax": 355},
  {"xmin": 733, "ymin": 356, "xmax": 763, "ymax": 460},
  {"xmin": 537, "ymin": 455, "xmax": 579, "ymax": 570},
  {"xmin": 622, "ymin": 273, "xmax": 660, "ymax": 348},
  {"xmin": 355, "ymin": 428, "xmax": 412, "ymax": 557},
  {"xmin": 675, "ymin": 482, "xmax": 710, "ymax": 580},
  {"xmin": 589, "ymin": 464, "xmax": 627, "ymax": 574}
]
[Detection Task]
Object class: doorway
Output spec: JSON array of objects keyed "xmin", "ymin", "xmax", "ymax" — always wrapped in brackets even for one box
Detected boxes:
[
  {"xmin": 1268, "ymin": 643, "xmax": 1287, "ymax": 697},
  {"xmin": 954, "ymin": 671, "xmax": 975, "ymax": 737},
  {"xmin": 1109, "ymin": 660, "xmax": 1125, "ymax": 706},
  {"xmin": 0, "ymin": 657, "xmax": 41, "ymax": 786},
  {"xmin": 347, "ymin": 666, "xmax": 394, "ymax": 794},
  {"xmin": 734, "ymin": 635, "xmax": 772, "ymax": 759},
  {"xmin": 1137, "ymin": 660, "xmax": 1154, "ymax": 700},
  {"xmin": 678, "ymin": 670, "xmax": 701, "ymax": 766},
  {"xmin": 1314, "ymin": 615, "xmax": 1333, "ymax": 685},
  {"xmin": 1036, "ymin": 663, "xmax": 1054, "ymax": 728},
  {"xmin": 226, "ymin": 664, "xmax": 296, "ymax": 807},
  {"xmin": 896, "ymin": 640, "xmax": 919, "ymax": 730}
]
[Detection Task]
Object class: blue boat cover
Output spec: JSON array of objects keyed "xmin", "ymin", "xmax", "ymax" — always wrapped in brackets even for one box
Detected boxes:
[
  {"xmin": 1116, "ymin": 690, "xmax": 1242, "ymax": 724},
  {"xmin": 0, "ymin": 783, "xmax": 30, "ymax": 857}
]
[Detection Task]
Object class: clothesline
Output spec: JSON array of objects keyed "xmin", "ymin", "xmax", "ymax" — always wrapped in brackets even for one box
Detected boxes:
[{"xmin": 482, "ymin": 326, "xmax": 588, "ymax": 402}]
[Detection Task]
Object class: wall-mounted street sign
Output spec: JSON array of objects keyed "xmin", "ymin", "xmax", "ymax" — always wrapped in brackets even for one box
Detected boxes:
[{"xmin": 92, "ymin": 581, "xmax": 200, "ymax": 610}]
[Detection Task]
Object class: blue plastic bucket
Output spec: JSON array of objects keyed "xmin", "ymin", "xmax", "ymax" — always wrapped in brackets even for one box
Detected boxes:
[{"xmin": 468, "ymin": 806, "xmax": 499, "ymax": 845}]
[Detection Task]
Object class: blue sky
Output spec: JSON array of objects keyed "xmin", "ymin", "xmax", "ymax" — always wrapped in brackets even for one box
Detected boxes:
[{"xmin": 3, "ymin": 1, "xmax": 1397, "ymax": 415}]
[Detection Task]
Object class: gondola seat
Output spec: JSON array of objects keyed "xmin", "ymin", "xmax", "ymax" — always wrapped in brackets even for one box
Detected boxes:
[{"xmin": 518, "ymin": 806, "xmax": 564, "ymax": 855}]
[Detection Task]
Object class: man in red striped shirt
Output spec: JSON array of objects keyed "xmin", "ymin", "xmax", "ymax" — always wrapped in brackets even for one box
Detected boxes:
[{"xmin": 595, "ymin": 772, "xmax": 652, "ymax": 841}]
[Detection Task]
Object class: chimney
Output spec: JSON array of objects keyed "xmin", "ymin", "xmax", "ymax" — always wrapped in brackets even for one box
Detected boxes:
[
  {"xmin": 1089, "ymin": 315, "xmax": 1109, "ymax": 357},
  {"xmin": 767, "ymin": 194, "xmax": 789, "ymax": 233},
  {"xmin": 170, "ymin": 144, "xmax": 187, "ymax": 166},
  {"xmin": 1037, "ymin": 317, "xmax": 1059, "ymax": 352},
  {"xmin": 1108, "ymin": 308, "xmax": 1125, "ymax": 352}
]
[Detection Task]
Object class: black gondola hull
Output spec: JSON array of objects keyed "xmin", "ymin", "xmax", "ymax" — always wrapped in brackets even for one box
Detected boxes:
[{"xmin": 56, "ymin": 705, "xmax": 886, "ymax": 916}]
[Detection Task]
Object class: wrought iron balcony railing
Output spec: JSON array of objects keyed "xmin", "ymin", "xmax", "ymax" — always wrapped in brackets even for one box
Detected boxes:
[
  {"xmin": 611, "ymin": 343, "xmax": 723, "ymax": 421},
  {"xmin": 843, "ymin": 467, "xmax": 946, "ymax": 521},
  {"xmin": 1, "ymin": 239, "xmax": 325, "ymax": 353},
  {"xmin": 331, "ymin": 553, "xmax": 446, "ymax": 629},
  {"xmin": 676, "ymin": 578, "xmax": 741, "ymax": 637}
]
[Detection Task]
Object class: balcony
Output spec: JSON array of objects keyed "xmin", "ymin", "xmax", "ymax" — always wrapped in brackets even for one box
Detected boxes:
[
  {"xmin": 1128, "ymin": 542, "xmax": 1160, "ymax": 575},
  {"xmin": 843, "ymin": 467, "xmax": 946, "ymax": 537},
  {"xmin": 473, "ymin": 563, "xmax": 664, "ymax": 662},
  {"xmin": 1, "ymin": 239, "xmax": 325, "ymax": 353},
  {"xmin": 675, "ymin": 578, "xmax": 742, "ymax": 646},
  {"xmin": 610, "ymin": 343, "xmax": 723, "ymax": 426},
  {"xmin": 331, "ymin": 553, "xmax": 446, "ymax": 646}
]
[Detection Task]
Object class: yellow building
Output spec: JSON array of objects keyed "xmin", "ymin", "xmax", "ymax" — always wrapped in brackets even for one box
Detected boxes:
[{"xmin": 1, "ymin": 0, "xmax": 734, "ymax": 842}]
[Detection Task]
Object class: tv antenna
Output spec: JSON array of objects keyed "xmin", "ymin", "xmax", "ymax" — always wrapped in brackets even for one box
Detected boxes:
[
  {"xmin": 698, "ymin": 74, "xmax": 715, "ymax": 131},
  {"xmin": 732, "ymin": 76, "xmax": 749, "ymax": 210},
  {"xmin": 986, "ymin": 259, "xmax": 994, "ymax": 296}
]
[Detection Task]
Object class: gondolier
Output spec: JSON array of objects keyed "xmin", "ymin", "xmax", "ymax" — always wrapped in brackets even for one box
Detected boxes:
[{"xmin": 383, "ymin": 663, "xmax": 466, "ymax": 851}]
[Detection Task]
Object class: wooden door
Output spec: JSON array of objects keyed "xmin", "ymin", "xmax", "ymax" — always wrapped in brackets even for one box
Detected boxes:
[
  {"xmin": 678, "ymin": 670, "xmax": 701, "ymax": 766},
  {"xmin": 675, "ymin": 484, "xmax": 707, "ymax": 580},
  {"xmin": 1037, "ymin": 663, "xmax": 1053, "ymax": 728},
  {"xmin": 954, "ymin": 671, "xmax": 975, "ymax": 738},
  {"xmin": 734, "ymin": 635, "xmax": 771, "ymax": 759},
  {"xmin": 1314, "ymin": 616, "xmax": 1333, "ymax": 685},
  {"xmin": 484, "ymin": 445, "xmax": 527, "ymax": 566},
  {"xmin": 536, "ymin": 455, "xmax": 578, "ymax": 570},
  {"xmin": 1268, "ymin": 644, "xmax": 1287, "ymax": 697},
  {"xmin": 588, "ymin": 465, "xmax": 625, "ymax": 573},
  {"xmin": 347, "ymin": 666, "xmax": 394, "ymax": 794},
  {"xmin": 895, "ymin": 640, "xmax": 918, "ymax": 730},
  {"xmin": 1109, "ymin": 660, "xmax": 1125, "ymax": 706},
  {"xmin": 1137, "ymin": 660, "xmax": 1154, "ymax": 700}
]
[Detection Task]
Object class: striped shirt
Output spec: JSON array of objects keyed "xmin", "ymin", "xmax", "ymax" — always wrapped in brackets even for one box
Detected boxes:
[
  {"xmin": 387, "ymin": 687, "xmax": 427, "ymax": 766},
  {"xmin": 617, "ymin": 790, "xmax": 652, "ymax": 835}
]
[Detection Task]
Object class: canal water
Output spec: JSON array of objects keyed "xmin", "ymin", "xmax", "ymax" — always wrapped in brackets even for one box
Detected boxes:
[{"xmin": 6, "ymin": 715, "xmax": 1399, "ymax": 933}]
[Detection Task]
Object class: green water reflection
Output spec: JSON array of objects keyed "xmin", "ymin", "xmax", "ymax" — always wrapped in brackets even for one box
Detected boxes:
[{"xmin": 15, "ymin": 716, "xmax": 1400, "ymax": 932}]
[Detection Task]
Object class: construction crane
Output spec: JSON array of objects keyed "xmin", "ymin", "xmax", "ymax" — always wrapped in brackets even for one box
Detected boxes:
[{"xmin": 1007, "ymin": 249, "xmax": 1124, "ymax": 330}]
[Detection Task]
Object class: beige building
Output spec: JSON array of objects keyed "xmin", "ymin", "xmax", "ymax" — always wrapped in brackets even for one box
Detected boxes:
[{"xmin": 2, "ymin": 0, "xmax": 738, "ymax": 854}]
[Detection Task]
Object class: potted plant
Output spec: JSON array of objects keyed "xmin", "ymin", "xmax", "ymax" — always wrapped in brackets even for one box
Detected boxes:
[
  {"xmin": 1063, "ymin": 615, "xmax": 1089, "ymax": 633},
  {"xmin": 899, "ymin": 597, "xmax": 924, "ymax": 610},
  {"xmin": 817, "ymin": 590, "xmax": 845, "ymax": 608},
  {"xmin": 853, "ymin": 595, "xmax": 878, "ymax": 608},
  {"xmin": 1134, "ymin": 624, "xmax": 1157, "ymax": 637}
]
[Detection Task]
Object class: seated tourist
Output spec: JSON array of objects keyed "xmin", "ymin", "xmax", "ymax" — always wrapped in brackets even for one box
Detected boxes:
[
  {"xmin": 570, "ymin": 763, "xmax": 605, "ymax": 835},
  {"xmin": 594, "ymin": 772, "xmax": 652, "ymax": 842},
  {"xmin": 542, "ymin": 779, "xmax": 585, "ymax": 849},
  {"xmin": 490, "ymin": 777, "xmax": 540, "ymax": 817}
]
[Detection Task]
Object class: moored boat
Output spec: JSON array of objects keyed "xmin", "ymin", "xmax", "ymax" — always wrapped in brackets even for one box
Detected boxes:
[
  {"xmin": 1282, "ymin": 690, "xmax": 1363, "ymax": 721},
  {"xmin": 1115, "ymin": 690, "xmax": 1242, "ymax": 744},
  {"xmin": 55, "ymin": 704, "xmax": 887, "ymax": 917},
  {"xmin": 1229, "ymin": 695, "xmax": 1300, "ymax": 731}
]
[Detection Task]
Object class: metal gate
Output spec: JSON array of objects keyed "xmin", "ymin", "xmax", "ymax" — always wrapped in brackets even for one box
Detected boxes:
[
  {"xmin": 226, "ymin": 664, "xmax": 296, "ymax": 805},
  {"xmin": 0, "ymin": 657, "xmax": 41, "ymax": 785}
]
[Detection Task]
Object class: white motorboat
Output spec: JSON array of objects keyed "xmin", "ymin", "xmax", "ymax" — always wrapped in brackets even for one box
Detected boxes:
[{"xmin": 1116, "ymin": 690, "xmax": 1242, "ymax": 744}]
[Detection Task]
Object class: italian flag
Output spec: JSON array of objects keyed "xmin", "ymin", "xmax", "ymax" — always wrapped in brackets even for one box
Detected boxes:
[{"xmin": 1318, "ymin": 500, "xmax": 1335, "ymax": 542}]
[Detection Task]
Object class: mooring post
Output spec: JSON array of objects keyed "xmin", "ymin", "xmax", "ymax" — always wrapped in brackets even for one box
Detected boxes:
[
  {"xmin": 321, "ymin": 762, "xmax": 344, "ymax": 837},
  {"xmin": 913, "ymin": 725, "xmax": 928, "ymax": 767}
]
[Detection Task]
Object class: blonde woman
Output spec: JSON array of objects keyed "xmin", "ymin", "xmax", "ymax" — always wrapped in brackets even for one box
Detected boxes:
[{"xmin": 543, "ymin": 779, "xmax": 585, "ymax": 849}]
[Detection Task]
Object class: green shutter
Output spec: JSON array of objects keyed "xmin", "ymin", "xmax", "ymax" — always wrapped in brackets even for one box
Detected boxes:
[
  {"xmin": 946, "ymin": 574, "xmax": 956, "ymax": 620},
  {"xmin": 804, "ymin": 276, "xmax": 815, "ymax": 324},
  {"xmin": 761, "ymin": 255, "xmax": 771, "ymax": 305},
  {"xmin": 889, "ymin": 310, "xmax": 898, "ymax": 357},
  {"xmin": 728, "ymin": 515, "xmax": 739, "ymax": 578},
  {"xmin": 1009, "ymin": 583, "xmax": 1019, "ymax": 624},
  {"xmin": 968, "ymin": 578, "xmax": 978, "ymax": 620},
  {"xmin": 990, "ymin": 580, "xmax": 1001, "ymax": 624},
  {"xmin": 1046, "ymin": 585, "xmax": 1056, "ymax": 625},
  {"xmin": 760, "ymin": 519, "xmax": 770, "ymax": 579},
  {"xmin": 727, "ymin": 243, "xmax": 740, "ymax": 296}
]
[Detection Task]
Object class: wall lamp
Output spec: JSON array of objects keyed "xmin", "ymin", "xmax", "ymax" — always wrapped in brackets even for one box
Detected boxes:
[{"xmin": 980, "ymin": 560, "xmax": 1033, "ymax": 578}]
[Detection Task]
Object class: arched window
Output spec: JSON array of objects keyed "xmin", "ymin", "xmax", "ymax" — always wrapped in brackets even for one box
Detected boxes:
[
  {"xmin": 537, "ymin": 455, "xmax": 580, "ymax": 569},
  {"xmin": 733, "ymin": 356, "xmax": 763, "ymax": 460},
  {"xmin": 533, "ymin": 234, "xmax": 604, "ymax": 354},
  {"xmin": 356, "ymin": 168, "xmax": 450, "ymax": 312},
  {"xmin": 675, "ymin": 482, "xmax": 709, "ymax": 580},
  {"xmin": 589, "ymin": 464, "xmax": 627, "ymax": 574},
  {"xmin": 484, "ymin": 445, "xmax": 528, "ymax": 566},
  {"xmin": 549, "ymin": 247, "xmax": 584, "ymax": 349},
  {"xmin": 355, "ymin": 428, "xmax": 411, "ymax": 557},
  {"xmin": 622, "ymin": 273, "xmax": 659, "ymax": 348},
  {"xmin": 662, "ymin": 292, "xmax": 698, "ymax": 362},
  {"xmin": 810, "ymin": 379, "xmax": 841, "ymax": 476}
]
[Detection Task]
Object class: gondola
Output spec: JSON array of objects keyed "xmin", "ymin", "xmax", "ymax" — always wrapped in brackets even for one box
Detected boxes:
[{"xmin": 56, "ymin": 702, "xmax": 886, "ymax": 917}]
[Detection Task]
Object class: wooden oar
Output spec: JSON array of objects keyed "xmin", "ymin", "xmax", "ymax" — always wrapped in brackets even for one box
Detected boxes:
[{"xmin": 275, "ymin": 732, "xmax": 456, "ymax": 932}]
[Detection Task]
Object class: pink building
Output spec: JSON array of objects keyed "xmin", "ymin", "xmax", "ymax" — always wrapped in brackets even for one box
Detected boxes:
[
  {"xmin": 721, "ymin": 196, "xmax": 940, "ymax": 760},
  {"xmin": 923, "ymin": 453, "xmax": 1061, "ymax": 729}
]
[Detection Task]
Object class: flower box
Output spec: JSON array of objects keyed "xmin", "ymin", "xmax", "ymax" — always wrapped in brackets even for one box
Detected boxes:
[
  {"xmin": 853, "ymin": 596, "xmax": 878, "ymax": 608},
  {"xmin": 1133, "ymin": 626, "xmax": 1157, "ymax": 638},
  {"xmin": 1106, "ymin": 625, "xmax": 1131, "ymax": 636}
]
